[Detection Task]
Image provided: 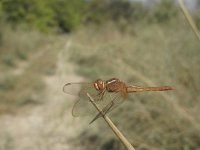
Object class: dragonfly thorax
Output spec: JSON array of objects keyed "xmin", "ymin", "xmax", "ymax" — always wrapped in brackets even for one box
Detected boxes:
[
  {"xmin": 106, "ymin": 78, "xmax": 126, "ymax": 93},
  {"xmin": 94, "ymin": 79, "xmax": 106, "ymax": 91}
]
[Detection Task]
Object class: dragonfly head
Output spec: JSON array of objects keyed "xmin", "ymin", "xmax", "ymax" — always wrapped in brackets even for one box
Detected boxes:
[{"xmin": 94, "ymin": 79, "xmax": 106, "ymax": 91}]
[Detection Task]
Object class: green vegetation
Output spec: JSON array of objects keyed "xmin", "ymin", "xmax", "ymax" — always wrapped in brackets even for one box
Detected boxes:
[
  {"xmin": 1, "ymin": 0, "xmax": 85, "ymax": 32},
  {"xmin": 2, "ymin": 0, "xmax": 196, "ymax": 32}
]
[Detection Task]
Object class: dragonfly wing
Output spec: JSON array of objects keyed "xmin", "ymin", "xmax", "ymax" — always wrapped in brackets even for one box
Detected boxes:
[
  {"xmin": 89, "ymin": 92, "xmax": 125, "ymax": 124},
  {"xmin": 72, "ymin": 91, "xmax": 112, "ymax": 117},
  {"xmin": 72, "ymin": 90, "xmax": 120, "ymax": 118},
  {"xmin": 63, "ymin": 82, "xmax": 102, "ymax": 117},
  {"xmin": 63, "ymin": 82, "xmax": 125, "ymax": 118},
  {"xmin": 101, "ymin": 92, "xmax": 125, "ymax": 114},
  {"xmin": 89, "ymin": 100, "xmax": 114, "ymax": 124},
  {"xmin": 63, "ymin": 82, "xmax": 92, "ymax": 97},
  {"xmin": 78, "ymin": 83, "xmax": 102, "ymax": 101},
  {"xmin": 72, "ymin": 99, "xmax": 99, "ymax": 117}
]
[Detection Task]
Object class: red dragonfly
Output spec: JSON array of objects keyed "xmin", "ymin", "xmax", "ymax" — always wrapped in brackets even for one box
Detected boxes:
[{"xmin": 63, "ymin": 78, "xmax": 174, "ymax": 123}]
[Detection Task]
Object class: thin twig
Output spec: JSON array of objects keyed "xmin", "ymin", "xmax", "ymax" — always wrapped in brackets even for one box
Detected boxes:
[
  {"xmin": 178, "ymin": 0, "xmax": 200, "ymax": 41},
  {"xmin": 87, "ymin": 93, "xmax": 135, "ymax": 150}
]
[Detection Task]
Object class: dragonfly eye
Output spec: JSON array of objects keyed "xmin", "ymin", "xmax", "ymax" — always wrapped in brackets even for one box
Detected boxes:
[{"xmin": 94, "ymin": 79, "xmax": 105, "ymax": 91}]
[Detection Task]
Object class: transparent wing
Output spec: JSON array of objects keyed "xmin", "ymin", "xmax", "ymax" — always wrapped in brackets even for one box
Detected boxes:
[
  {"xmin": 63, "ymin": 82, "xmax": 105, "ymax": 101},
  {"xmin": 63, "ymin": 82, "xmax": 92, "ymax": 97},
  {"xmin": 63, "ymin": 82, "xmax": 119, "ymax": 117},
  {"xmin": 63, "ymin": 82, "xmax": 98, "ymax": 117},
  {"xmin": 71, "ymin": 98, "xmax": 97, "ymax": 117},
  {"xmin": 89, "ymin": 92, "xmax": 126, "ymax": 124},
  {"xmin": 71, "ymin": 90, "xmax": 120, "ymax": 117}
]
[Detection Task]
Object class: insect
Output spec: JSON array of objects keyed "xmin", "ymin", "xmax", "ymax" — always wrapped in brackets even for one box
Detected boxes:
[{"xmin": 63, "ymin": 78, "xmax": 174, "ymax": 123}]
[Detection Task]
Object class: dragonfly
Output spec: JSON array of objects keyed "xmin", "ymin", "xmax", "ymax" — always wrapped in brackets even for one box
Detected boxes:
[{"xmin": 63, "ymin": 77, "xmax": 175, "ymax": 123}]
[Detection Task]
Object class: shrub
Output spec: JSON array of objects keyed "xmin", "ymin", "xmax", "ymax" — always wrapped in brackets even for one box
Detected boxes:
[{"xmin": 1, "ymin": 0, "xmax": 85, "ymax": 32}]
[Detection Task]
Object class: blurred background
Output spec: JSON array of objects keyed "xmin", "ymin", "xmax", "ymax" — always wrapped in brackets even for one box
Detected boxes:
[{"xmin": 0, "ymin": 0, "xmax": 200, "ymax": 150}]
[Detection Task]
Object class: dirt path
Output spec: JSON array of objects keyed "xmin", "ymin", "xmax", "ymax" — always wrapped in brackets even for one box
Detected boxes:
[{"xmin": 0, "ymin": 39, "xmax": 87, "ymax": 150}]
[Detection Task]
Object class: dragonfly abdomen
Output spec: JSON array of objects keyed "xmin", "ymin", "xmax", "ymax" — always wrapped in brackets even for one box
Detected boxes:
[{"xmin": 126, "ymin": 85, "xmax": 175, "ymax": 92}]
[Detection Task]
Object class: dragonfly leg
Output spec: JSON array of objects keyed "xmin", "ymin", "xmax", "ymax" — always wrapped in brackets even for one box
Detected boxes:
[{"xmin": 97, "ymin": 90, "xmax": 106, "ymax": 101}]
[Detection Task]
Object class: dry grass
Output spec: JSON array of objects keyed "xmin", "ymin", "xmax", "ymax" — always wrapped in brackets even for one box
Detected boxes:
[
  {"xmin": 0, "ymin": 26, "xmax": 58, "ymax": 114},
  {"xmin": 0, "ymin": 12, "xmax": 199, "ymax": 150},
  {"xmin": 66, "ymin": 21, "xmax": 200, "ymax": 150}
]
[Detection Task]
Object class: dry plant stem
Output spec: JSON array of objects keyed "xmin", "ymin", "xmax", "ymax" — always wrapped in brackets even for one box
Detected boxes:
[
  {"xmin": 178, "ymin": 0, "xmax": 200, "ymax": 41},
  {"xmin": 87, "ymin": 93, "xmax": 135, "ymax": 150}
]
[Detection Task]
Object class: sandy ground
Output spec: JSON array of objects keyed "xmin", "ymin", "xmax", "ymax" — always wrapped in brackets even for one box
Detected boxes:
[{"xmin": 0, "ymin": 40, "xmax": 87, "ymax": 150}]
